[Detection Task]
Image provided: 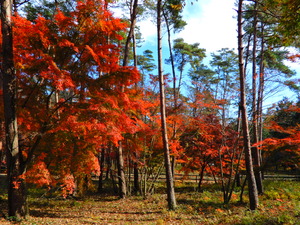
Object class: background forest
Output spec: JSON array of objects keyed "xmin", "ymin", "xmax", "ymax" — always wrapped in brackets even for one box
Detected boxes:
[{"xmin": 0, "ymin": 0, "xmax": 299, "ymax": 223}]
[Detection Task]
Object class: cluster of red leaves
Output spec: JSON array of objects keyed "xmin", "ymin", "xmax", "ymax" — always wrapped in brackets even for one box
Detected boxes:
[
  {"xmin": 259, "ymin": 121, "xmax": 300, "ymax": 153},
  {"xmin": 256, "ymin": 105, "xmax": 300, "ymax": 170},
  {"xmin": 288, "ymin": 54, "xmax": 300, "ymax": 62},
  {"xmin": 0, "ymin": 0, "xmax": 152, "ymax": 194},
  {"xmin": 178, "ymin": 93, "xmax": 241, "ymax": 178}
]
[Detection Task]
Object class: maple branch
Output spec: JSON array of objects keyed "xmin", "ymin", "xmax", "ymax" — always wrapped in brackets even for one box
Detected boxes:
[
  {"xmin": 21, "ymin": 122, "xmax": 48, "ymax": 174},
  {"xmin": 21, "ymin": 78, "xmax": 44, "ymax": 108},
  {"xmin": 14, "ymin": 0, "xmax": 29, "ymax": 7},
  {"xmin": 50, "ymin": 92, "xmax": 76, "ymax": 117},
  {"xmin": 20, "ymin": 92, "xmax": 76, "ymax": 174},
  {"xmin": 46, "ymin": 89, "xmax": 56, "ymax": 112}
]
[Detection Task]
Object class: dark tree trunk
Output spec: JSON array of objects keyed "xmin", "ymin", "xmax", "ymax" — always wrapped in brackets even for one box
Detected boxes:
[
  {"xmin": 197, "ymin": 165, "xmax": 206, "ymax": 192},
  {"xmin": 236, "ymin": 173, "xmax": 241, "ymax": 187},
  {"xmin": 133, "ymin": 152, "xmax": 140, "ymax": 194},
  {"xmin": 105, "ymin": 145, "xmax": 112, "ymax": 180},
  {"xmin": 98, "ymin": 148, "xmax": 105, "ymax": 193},
  {"xmin": 157, "ymin": 0, "xmax": 176, "ymax": 210},
  {"xmin": 1, "ymin": 0, "xmax": 27, "ymax": 219},
  {"xmin": 237, "ymin": 0, "xmax": 259, "ymax": 210}
]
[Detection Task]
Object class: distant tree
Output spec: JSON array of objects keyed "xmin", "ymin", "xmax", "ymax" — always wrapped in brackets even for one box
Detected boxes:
[
  {"xmin": 166, "ymin": 38, "xmax": 206, "ymax": 173},
  {"xmin": 187, "ymin": 63, "xmax": 216, "ymax": 118},
  {"xmin": 210, "ymin": 48, "xmax": 239, "ymax": 127},
  {"xmin": 162, "ymin": 0, "xmax": 186, "ymax": 113},
  {"xmin": 137, "ymin": 50, "xmax": 157, "ymax": 87}
]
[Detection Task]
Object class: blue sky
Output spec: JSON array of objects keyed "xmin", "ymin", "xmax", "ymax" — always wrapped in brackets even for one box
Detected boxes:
[{"xmin": 113, "ymin": 0, "xmax": 300, "ymax": 105}]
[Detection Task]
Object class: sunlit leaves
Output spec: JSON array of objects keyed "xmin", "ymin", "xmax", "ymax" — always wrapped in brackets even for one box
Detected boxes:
[
  {"xmin": 0, "ymin": 0, "xmax": 152, "ymax": 196},
  {"xmin": 260, "ymin": 101, "xmax": 300, "ymax": 169}
]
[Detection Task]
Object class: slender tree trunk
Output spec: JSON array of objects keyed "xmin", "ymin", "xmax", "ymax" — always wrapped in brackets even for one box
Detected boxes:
[
  {"xmin": 235, "ymin": 108, "xmax": 242, "ymax": 190},
  {"xmin": 244, "ymin": 33, "xmax": 252, "ymax": 75},
  {"xmin": 163, "ymin": 9, "xmax": 177, "ymax": 176},
  {"xmin": 123, "ymin": 0, "xmax": 138, "ymax": 67},
  {"xmin": 237, "ymin": 0, "xmax": 259, "ymax": 210},
  {"xmin": 251, "ymin": 1, "xmax": 263, "ymax": 195},
  {"xmin": 105, "ymin": 146, "xmax": 111, "ymax": 180},
  {"xmin": 0, "ymin": 117, "xmax": 4, "ymax": 168},
  {"xmin": 157, "ymin": 0, "xmax": 176, "ymax": 210},
  {"xmin": 132, "ymin": 5, "xmax": 140, "ymax": 193},
  {"xmin": 133, "ymin": 30, "xmax": 137, "ymax": 67},
  {"xmin": 98, "ymin": 148, "xmax": 105, "ymax": 193},
  {"xmin": 1, "ymin": 0, "xmax": 27, "ymax": 219},
  {"xmin": 127, "ymin": 155, "xmax": 132, "ymax": 194},
  {"xmin": 163, "ymin": 9, "xmax": 177, "ymax": 112},
  {"xmin": 197, "ymin": 165, "xmax": 206, "ymax": 192},
  {"xmin": 133, "ymin": 151, "xmax": 140, "ymax": 194},
  {"xmin": 116, "ymin": 0, "xmax": 139, "ymax": 198},
  {"xmin": 257, "ymin": 23, "xmax": 265, "ymax": 171}
]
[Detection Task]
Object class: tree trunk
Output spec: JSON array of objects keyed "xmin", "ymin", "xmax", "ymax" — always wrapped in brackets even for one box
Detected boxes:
[
  {"xmin": 105, "ymin": 146, "xmax": 111, "ymax": 180},
  {"xmin": 1, "ymin": 0, "xmax": 27, "ymax": 219},
  {"xmin": 237, "ymin": 0, "xmax": 259, "ymax": 210},
  {"xmin": 122, "ymin": 0, "xmax": 138, "ymax": 67},
  {"xmin": 117, "ymin": 143, "xmax": 126, "ymax": 198},
  {"xmin": 163, "ymin": 10, "xmax": 177, "ymax": 177},
  {"xmin": 157, "ymin": 0, "xmax": 176, "ymax": 210},
  {"xmin": 257, "ymin": 23, "xmax": 265, "ymax": 175},
  {"xmin": 251, "ymin": 1, "xmax": 263, "ymax": 195},
  {"xmin": 116, "ymin": 0, "xmax": 139, "ymax": 199},
  {"xmin": 98, "ymin": 148, "xmax": 105, "ymax": 193},
  {"xmin": 133, "ymin": 152, "xmax": 140, "ymax": 194},
  {"xmin": 197, "ymin": 165, "xmax": 206, "ymax": 192}
]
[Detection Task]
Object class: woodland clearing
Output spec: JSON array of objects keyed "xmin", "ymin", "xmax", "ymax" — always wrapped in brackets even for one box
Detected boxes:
[{"xmin": 0, "ymin": 180, "xmax": 299, "ymax": 224}]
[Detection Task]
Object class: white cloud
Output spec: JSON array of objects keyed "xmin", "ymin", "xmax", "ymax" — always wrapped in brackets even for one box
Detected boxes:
[
  {"xmin": 177, "ymin": 0, "xmax": 237, "ymax": 53},
  {"xmin": 136, "ymin": 0, "xmax": 237, "ymax": 54},
  {"xmin": 138, "ymin": 19, "xmax": 157, "ymax": 45}
]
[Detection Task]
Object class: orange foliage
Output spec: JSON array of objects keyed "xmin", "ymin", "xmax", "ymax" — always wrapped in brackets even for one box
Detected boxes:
[
  {"xmin": 259, "ymin": 105, "xmax": 300, "ymax": 169},
  {"xmin": 0, "ymin": 0, "xmax": 150, "ymax": 195}
]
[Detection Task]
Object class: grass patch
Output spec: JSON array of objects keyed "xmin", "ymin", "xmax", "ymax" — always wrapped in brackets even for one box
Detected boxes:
[{"xmin": 0, "ymin": 180, "xmax": 299, "ymax": 224}]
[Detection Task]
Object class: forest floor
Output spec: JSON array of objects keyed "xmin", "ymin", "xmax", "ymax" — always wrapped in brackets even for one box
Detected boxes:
[{"xmin": 0, "ymin": 180, "xmax": 299, "ymax": 224}]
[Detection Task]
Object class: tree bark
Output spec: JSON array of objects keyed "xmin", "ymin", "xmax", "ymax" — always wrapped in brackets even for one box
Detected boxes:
[
  {"xmin": 157, "ymin": 0, "xmax": 176, "ymax": 210},
  {"xmin": 116, "ymin": 0, "xmax": 139, "ymax": 198},
  {"xmin": 133, "ymin": 151, "xmax": 140, "ymax": 194},
  {"xmin": 257, "ymin": 23, "xmax": 265, "ymax": 171},
  {"xmin": 117, "ymin": 143, "xmax": 126, "ymax": 198},
  {"xmin": 251, "ymin": 1, "xmax": 263, "ymax": 195},
  {"xmin": 197, "ymin": 165, "xmax": 206, "ymax": 192},
  {"xmin": 163, "ymin": 9, "xmax": 177, "ymax": 176},
  {"xmin": 122, "ymin": 0, "xmax": 138, "ymax": 67},
  {"xmin": 237, "ymin": 0, "xmax": 259, "ymax": 210},
  {"xmin": 98, "ymin": 148, "xmax": 105, "ymax": 193},
  {"xmin": 1, "ymin": 0, "xmax": 27, "ymax": 219}
]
